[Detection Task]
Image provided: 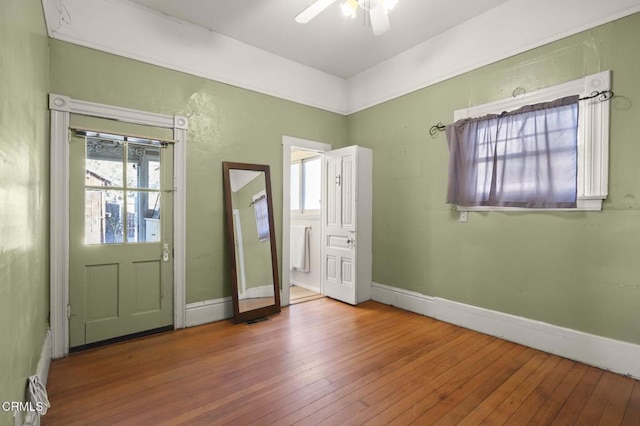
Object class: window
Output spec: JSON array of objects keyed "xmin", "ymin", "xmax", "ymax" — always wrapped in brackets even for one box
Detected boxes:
[
  {"xmin": 291, "ymin": 156, "xmax": 321, "ymax": 214},
  {"xmin": 448, "ymin": 71, "xmax": 610, "ymax": 211},
  {"xmin": 290, "ymin": 162, "xmax": 300, "ymax": 211},
  {"xmin": 447, "ymin": 96, "xmax": 579, "ymax": 208},
  {"xmin": 253, "ymin": 191, "xmax": 270, "ymax": 241}
]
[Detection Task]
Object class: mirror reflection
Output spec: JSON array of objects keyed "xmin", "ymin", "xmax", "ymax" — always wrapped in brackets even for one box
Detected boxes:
[{"xmin": 223, "ymin": 162, "xmax": 280, "ymax": 323}]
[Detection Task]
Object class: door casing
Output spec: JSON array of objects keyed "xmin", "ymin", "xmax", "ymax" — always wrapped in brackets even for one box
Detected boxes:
[{"xmin": 49, "ymin": 93, "xmax": 188, "ymax": 358}]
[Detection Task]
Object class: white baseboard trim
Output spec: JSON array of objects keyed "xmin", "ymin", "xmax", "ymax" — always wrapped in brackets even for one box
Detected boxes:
[
  {"xmin": 37, "ymin": 329, "xmax": 52, "ymax": 386},
  {"xmin": 185, "ymin": 297, "xmax": 233, "ymax": 327},
  {"xmin": 21, "ymin": 330, "xmax": 52, "ymax": 426},
  {"xmin": 371, "ymin": 282, "xmax": 640, "ymax": 379}
]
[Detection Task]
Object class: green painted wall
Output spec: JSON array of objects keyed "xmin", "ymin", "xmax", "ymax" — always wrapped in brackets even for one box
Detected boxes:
[
  {"xmin": 0, "ymin": 0, "xmax": 50, "ymax": 424},
  {"xmin": 49, "ymin": 40, "xmax": 347, "ymax": 303},
  {"xmin": 347, "ymin": 13, "xmax": 640, "ymax": 345}
]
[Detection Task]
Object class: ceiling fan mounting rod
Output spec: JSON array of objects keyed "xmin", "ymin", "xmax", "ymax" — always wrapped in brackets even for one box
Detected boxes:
[{"xmin": 358, "ymin": 0, "xmax": 380, "ymax": 11}]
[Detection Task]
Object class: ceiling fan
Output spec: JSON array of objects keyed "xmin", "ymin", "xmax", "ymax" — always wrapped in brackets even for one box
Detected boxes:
[{"xmin": 295, "ymin": 0, "xmax": 398, "ymax": 36}]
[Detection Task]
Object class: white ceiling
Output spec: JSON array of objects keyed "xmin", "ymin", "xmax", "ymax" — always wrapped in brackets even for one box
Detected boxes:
[{"xmin": 127, "ymin": 0, "xmax": 510, "ymax": 79}]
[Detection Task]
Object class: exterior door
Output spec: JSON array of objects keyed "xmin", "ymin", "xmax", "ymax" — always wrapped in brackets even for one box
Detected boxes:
[
  {"xmin": 68, "ymin": 130, "xmax": 174, "ymax": 347},
  {"xmin": 322, "ymin": 145, "xmax": 372, "ymax": 305}
]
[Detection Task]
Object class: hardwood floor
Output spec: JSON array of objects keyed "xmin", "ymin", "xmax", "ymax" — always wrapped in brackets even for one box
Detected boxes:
[{"xmin": 44, "ymin": 299, "xmax": 640, "ymax": 425}]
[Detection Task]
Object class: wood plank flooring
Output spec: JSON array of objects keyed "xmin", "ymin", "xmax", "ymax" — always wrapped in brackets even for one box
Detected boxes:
[{"xmin": 44, "ymin": 298, "xmax": 640, "ymax": 425}]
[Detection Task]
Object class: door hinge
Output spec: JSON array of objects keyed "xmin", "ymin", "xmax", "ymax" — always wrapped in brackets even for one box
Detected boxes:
[{"xmin": 66, "ymin": 304, "xmax": 71, "ymax": 319}]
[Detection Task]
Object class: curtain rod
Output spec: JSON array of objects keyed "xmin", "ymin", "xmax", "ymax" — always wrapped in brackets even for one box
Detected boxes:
[
  {"xmin": 249, "ymin": 194, "xmax": 267, "ymax": 206},
  {"xmin": 428, "ymin": 90, "xmax": 614, "ymax": 137}
]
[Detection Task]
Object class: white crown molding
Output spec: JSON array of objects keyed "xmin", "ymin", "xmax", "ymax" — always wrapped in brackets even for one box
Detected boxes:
[
  {"xmin": 346, "ymin": 0, "xmax": 640, "ymax": 114},
  {"xmin": 42, "ymin": 0, "xmax": 640, "ymax": 116},
  {"xmin": 372, "ymin": 282, "xmax": 640, "ymax": 379},
  {"xmin": 41, "ymin": 0, "xmax": 348, "ymax": 115}
]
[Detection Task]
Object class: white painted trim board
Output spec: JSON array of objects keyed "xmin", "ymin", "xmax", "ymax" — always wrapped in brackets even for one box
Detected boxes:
[
  {"xmin": 372, "ymin": 282, "xmax": 640, "ymax": 379},
  {"xmin": 18, "ymin": 330, "xmax": 52, "ymax": 426},
  {"xmin": 41, "ymin": 0, "xmax": 347, "ymax": 114},
  {"xmin": 185, "ymin": 298, "xmax": 233, "ymax": 328}
]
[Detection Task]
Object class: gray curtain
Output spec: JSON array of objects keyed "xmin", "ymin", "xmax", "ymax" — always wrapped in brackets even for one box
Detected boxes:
[{"xmin": 446, "ymin": 95, "xmax": 579, "ymax": 208}]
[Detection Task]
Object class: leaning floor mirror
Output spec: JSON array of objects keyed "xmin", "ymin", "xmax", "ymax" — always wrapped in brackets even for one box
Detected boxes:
[{"xmin": 223, "ymin": 162, "xmax": 281, "ymax": 323}]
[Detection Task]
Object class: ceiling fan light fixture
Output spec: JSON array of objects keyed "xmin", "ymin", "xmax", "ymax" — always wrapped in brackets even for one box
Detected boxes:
[{"xmin": 340, "ymin": 0, "xmax": 358, "ymax": 18}]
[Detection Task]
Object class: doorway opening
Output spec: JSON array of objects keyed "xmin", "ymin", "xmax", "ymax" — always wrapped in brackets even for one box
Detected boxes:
[
  {"xmin": 289, "ymin": 148, "xmax": 323, "ymax": 304},
  {"xmin": 281, "ymin": 136, "xmax": 331, "ymax": 306}
]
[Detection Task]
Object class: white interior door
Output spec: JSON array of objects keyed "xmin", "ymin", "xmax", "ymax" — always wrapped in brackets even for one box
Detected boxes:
[{"xmin": 322, "ymin": 145, "xmax": 372, "ymax": 305}]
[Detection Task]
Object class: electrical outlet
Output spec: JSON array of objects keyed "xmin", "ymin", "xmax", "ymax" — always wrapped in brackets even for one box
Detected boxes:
[{"xmin": 460, "ymin": 211, "xmax": 468, "ymax": 223}]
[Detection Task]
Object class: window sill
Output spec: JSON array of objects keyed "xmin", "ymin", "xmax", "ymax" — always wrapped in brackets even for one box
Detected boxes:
[{"xmin": 456, "ymin": 198, "xmax": 603, "ymax": 212}]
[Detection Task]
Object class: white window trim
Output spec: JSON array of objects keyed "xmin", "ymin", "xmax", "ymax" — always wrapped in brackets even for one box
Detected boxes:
[
  {"xmin": 453, "ymin": 71, "xmax": 610, "ymax": 212},
  {"xmin": 49, "ymin": 93, "xmax": 188, "ymax": 358}
]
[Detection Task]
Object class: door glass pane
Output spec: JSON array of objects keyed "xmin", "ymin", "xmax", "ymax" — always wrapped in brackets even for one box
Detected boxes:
[
  {"xmin": 85, "ymin": 189, "xmax": 125, "ymax": 244},
  {"xmin": 127, "ymin": 191, "xmax": 161, "ymax": 243},
  {"xmin": 303, "ymin": 158, "xmax": 321, "ymax": 211},
  {"xmin": 85, "ymin": 137, "xmax": 163, "ymax": 245},
  {"xmin": 290, "ymin": 162, "xmax": 300, "ymax": 211},
  {"xmin": 86, "ymin": 139, "xmax": 124, "ymax": 187},
  {"xmin": 148, "ymin": 160, "xmax": 161, "ymax": 190},
  {"xmin": 127, "ymin": 144, "xmax": 161, "ymax": 189}
]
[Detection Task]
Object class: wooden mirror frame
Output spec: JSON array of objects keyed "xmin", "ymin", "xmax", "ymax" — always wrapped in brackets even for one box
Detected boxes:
[{"xmin": 222, "ymin": 161, "xmax": 281, "ymax": 323}]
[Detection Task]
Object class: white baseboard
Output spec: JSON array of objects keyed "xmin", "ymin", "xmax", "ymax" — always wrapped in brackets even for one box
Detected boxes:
[
  {"xmin": 185, "ymin": 297, "xmax": 233, "ymax": 327},
  {"xmin": 371, "ymin": 282, "xmax": 640, "ymax": 379},
  {"xmin": 37, "ymin": 330, "xmax": 52, "ymax": 386},
  {"xmin": 20, "ymin": 330, "xmax": 52, "ymax": 426}
]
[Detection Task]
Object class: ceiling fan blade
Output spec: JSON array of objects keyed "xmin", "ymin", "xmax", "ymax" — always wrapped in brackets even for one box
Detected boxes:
[
  {"xmin": 369, "ymin": 3, "xmax": 390, "ymax": 36},
  {"xmin": 295, "ymin": 0, "xmax": 340, "ymax": 24}
]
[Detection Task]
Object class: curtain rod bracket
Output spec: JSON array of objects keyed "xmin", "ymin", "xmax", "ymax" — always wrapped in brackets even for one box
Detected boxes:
[
  {"xmin": 429, "ymin": 122, "xmax": 446, "ymax": 137},
  {"xmin": 579, "ymin": 90, "xmax": 614, "ymax": 101}
]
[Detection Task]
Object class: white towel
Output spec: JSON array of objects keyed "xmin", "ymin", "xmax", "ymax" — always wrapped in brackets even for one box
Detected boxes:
[{"xmin": 290, "ymin": 226, "xmax": 310, "ymax": 272}]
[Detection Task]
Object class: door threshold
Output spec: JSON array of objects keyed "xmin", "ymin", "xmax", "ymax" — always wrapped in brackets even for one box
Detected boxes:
[{"xmin": 69, "ymin": 325, "xmax": 174, "ymax": 353}]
